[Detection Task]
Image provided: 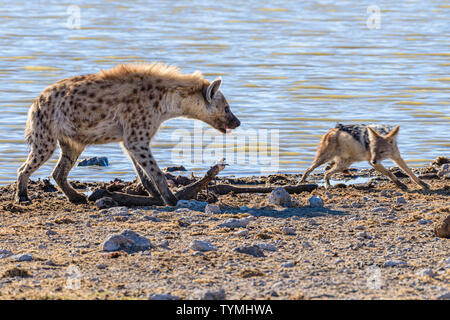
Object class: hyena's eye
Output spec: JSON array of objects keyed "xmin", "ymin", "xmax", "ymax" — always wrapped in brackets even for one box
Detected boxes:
[{"xmin": 224, "ymin": 106, "xmax": 230, "ymax": 113}]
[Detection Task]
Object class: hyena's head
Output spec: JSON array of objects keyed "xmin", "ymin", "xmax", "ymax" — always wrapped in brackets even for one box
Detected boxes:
[
  {"xmin": 367, "ymin": 125, "xmax": 400, "ymax": 165},
  {"xmin": 188, "ymin": 78, "xmax": 240, "ymax": 134}
]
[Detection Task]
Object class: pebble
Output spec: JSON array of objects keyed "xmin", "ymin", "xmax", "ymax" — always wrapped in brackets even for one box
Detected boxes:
[
  {"xmin": 418, "ymin": 219, "xmax": 433, "ymax": 225},
  {"xmin": 281, "ymin": 227, "xmax": 296, "ymax": 235},
  {"xmin": 416, "ymin": 268, "xmax": 434, "ymax": 277},
  {"xmin": 256, "ymin": 243, "xmax": 277, "ymax": 252},
  {"xmin": 96, "ymin": 264, "xmax": 107, "ymax": 270},
  {"xmin": 78, "ymin": 156, "xmax": 109, "ymax": 167},
  {"xmin": 233, "ymin": 244, "xmax": 265, "ymax": 257},
  {"xmin": 437, "ymin": 292, "xmax": 450, "ymax": 300},
  {"xmin": 217, "ymin": 217, "xmax": 250, "ymax": 229},
  {"xmin": 102, "ymin": 230, "xmax": 152, "ymax": 252},
  {"xmin": 10, "ymin": 253, "xmax": 33, "ymax": 262},
  {"xmin": 202, "ymin": 289, "xmax": 226, "ymax": 300},
  {"xmin": 157, "ymin": 240, "xmax": 170, "ymax": 249},
  {"xmin": 189, "ymin": 240, "xmax": 217, "ymax": 252},
  {"xmin": 96, "ymin": 197, "xmax": 118, "ymax": 209},
  {"xmin": 434, "ymin": 215, "xmax": 450, "ymax": 238},
  {"xmin": 384, "ymin": 260, "xmax": 408, "ymax": 268},
  {"xmin": 309, "ymin": 196, "xmax": 323, "ymax": 207},
  {"xmin": 234, "ymin": 229, "xmax": 249, "ymax": 237},
  {"xmin": 281, "ymin": 262, "xmax": 296, "ymax": 268},
  {"xmin": 148, "ymin": 293, "xmax": 180, "ymax": 300},
  {"xmin": 437, "ymin": 163, "xmax": 450, "ymax": 178},
  {"xmin": 396, "ymin": 197, "xmax": 407, "ymax": 204},
  {"xmin": 46, "ymin": 230, "xmax": 57, "ymax": 236},
  {"xmin": 0, "ymin": 249, "xmax": 13, "ymax": 259},
  {"xmin": 99, "ymin": 207, "xmax": 129, "ymax": 216},
  {"xmin": 205, "ymin": 204, "xmax": 221, "ymax": 215},
  {"xmin": 267, "ymin": 187, "xmax": 292, "ymax": 207},
  {"xmin": 357, "ymin": 231, "xmax": 372, "ymax": 239},
  {"xmin": 372, "ymin": 207, "xmax": 388, "ymax": 213},
  {"xmin": 176, "ymin": 200, "xmax": 207, "ymax": 211}
]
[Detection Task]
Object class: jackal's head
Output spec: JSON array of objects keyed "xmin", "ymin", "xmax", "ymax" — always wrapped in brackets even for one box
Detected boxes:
[
  {"xmin": 188, "ymin": 78, "xmax": 240, "ymax": 134},
  {"xmin": 367, "ymin": 125, "xmax": 400, "ymax": 165}
]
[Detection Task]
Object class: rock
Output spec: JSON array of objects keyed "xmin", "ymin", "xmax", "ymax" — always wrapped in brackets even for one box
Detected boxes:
[
  {"xmin": 10, "ymin": 253, "xmax": 33, "ymax": 262},
  {"xmin": 148, "ymin": 293, "xmax": 180, "ymax": 300},
  {"xmin": 234, "ymin": 229, "xmax": 249, "ymax": 237},
  {"xmin": 205, "ymin": 204, "xmax": 221, "ymax": 215},
  {"xmin": 96, "ymin": 264, "xmax": 107, "ymax": 270},
  {"xmin": 157, "ymin": 240, "xmax": 170, "ymax": 249},
  {"xmin": 233, "ymin": 245, "xmax": 265, "ymax": 258},
  {"xmin": 281, "ymin": 262, "xmax": 295, "ymax": 268},
  {"xmin": 267, "ymin": 187, "xmax": 292, "ymax": 207},
  {"xmin": 217, "ymin": 217, "xmax": 250, "ymax": 229},
  {"xmin": 437, "ymin": 163, "xmax": 450, "ymax": 178},
  {"xmin": 202, "ymin": 289, "xmax": 226, "ymax": 300},
  {"xmin": 96, "ymin": 197, "xmax": 118, "ymax": 209},
  {"xmin": 102, "ymin": 230, "xmax": 152, "ymax": 252},
  {"xmin": 281, "ymin": 227, "xmax": 296, "ymax": 235},
  {"xmin": 256, "ymin": 243, "xmax": 277, "ymax": 252},
  {"xmin": 434, "ymin": 215, "xmax": 450, "ymax": 238},
  {"xmin": 189, "ymin": 240, "xmax": 217, "ymax": 252},
  {"xmin": 396, "ymin": 197, "xmax": 407, "ymax": 204},
  {"xmin": 164, "ymin": 165, "xmax": 187, "ymax": 172},
  {"xmin": 416, "ymin": 268, "xmax": 434, "ymax": 277},
  {"xmin": 0, "ymin": 249, "xmax": 13, "ymax": 259},
  {"xmin": 46, "ymin": 230, "xmax": 57, "ymax": 236},
  {"xmin": 437, "ymin": 292, "xmax": 450, "ymax": 300},
  {"xmin": 309, "ymin": 196, "xmax": 323, "ymax": 207},
  {"xmin": 176, "ymin": 200, "xmax": 207, "ymax": 211},
  {"xmin": 78, "ymin": 156, "xmax": 109, "ymax": 167},
  {"xmin": 99, "ymin": 206, "xmax": 129, "ymax": 216},
  {"xmin": 418, "ymin": 219, "xmax": 432, "ymax": 225},
  {"xmin": 383, "ymin": 260, "xmax": 408, "ymax": 268}
]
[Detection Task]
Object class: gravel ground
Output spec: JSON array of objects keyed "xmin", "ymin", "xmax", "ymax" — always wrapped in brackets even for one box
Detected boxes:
[{"xmin": 0, "ymin": 162, "xmax": 449, "ymax": 300}]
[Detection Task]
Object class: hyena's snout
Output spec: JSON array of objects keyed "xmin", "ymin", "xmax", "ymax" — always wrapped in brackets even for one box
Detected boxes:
[{"xmin": 227, "ymin": 113, "xmax": 241, "ymax": 130}]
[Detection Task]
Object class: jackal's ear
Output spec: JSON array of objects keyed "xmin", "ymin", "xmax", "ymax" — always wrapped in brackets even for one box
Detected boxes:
[
  {"xmin": 367, "ymin": 127, "xmax": 380, "ymax": 141},
  {"xmin": 385, "ymin": 125, "xmax": 400, "ymax": 141},
  {"xmin": 205, "ymin": 77, "xmax": 222, "ymax": 103}
]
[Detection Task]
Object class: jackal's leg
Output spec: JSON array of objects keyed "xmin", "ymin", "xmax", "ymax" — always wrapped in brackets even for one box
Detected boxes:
[
  {"xmin": 324, "ymin": 159, "xmax": 351, "ymax": 189},
  {"xmin": 16, "ymin": 143, "xmax": 57, "ymax": 203},
  {"xmin": 123, "ymin": 142, "xmax": 178, "ymax": 206},
  {"xmin": 129, "ymin": 155, "xmax": 164, "ymax": 204},
  {"xmin": 370, "ymin": 162, "xmax": 408, "ymax": 190},
  {"xmin": 300, "ymin": 155, "xmax": 332, "ymax": 183},
  {"xmin": 52, "ymin": 141, "xmax": 86, "ymax": 204},
  {"xmin": 392, "ymin": 156, "xmax": 429, "ymax": 190}
]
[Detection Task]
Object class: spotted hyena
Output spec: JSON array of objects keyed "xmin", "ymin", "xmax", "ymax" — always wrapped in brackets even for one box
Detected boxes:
[
  {"xmin": 16, "ymin": 63, "xmax": 240, "ymax": 205},
  {"xmin": 299, "ymin": 124, "xmax": 429, "ymax": 190}
]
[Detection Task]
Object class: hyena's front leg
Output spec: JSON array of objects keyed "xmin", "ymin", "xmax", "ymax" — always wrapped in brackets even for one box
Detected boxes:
[
  {"xmin": 52, "ymin": 140, "xmax": 87, "ymax": 204},
  {"xmin": 370, "ymin": 162, "xmax": 408, "ymax": 191},
  {"xmin": 129, "ymin": 155, "xmax": 164, "ymax": 205},
  {"xmin": 392, "ymin": 156, "xmax": 430, "ymax": 190},
  {"xmin": 123, "ymin": 142, "xmax": 178, "ymax": 206}
]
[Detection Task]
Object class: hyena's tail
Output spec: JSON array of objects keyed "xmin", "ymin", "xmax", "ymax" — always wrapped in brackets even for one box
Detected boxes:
[{"xmin": 24, "ymin": 100, "xmax": 39, "ymax": 145}]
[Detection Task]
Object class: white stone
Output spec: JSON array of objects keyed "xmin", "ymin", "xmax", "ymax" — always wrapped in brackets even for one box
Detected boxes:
[
  {"xmin": 268, "ymin": 187, "xmax": 292, "ymax": 207},
  {"xmin": 189, "ymin": 240, "xmax": 217, "ymax": 252},
  {"xmin": 309, "ymin": 196, "xmax": 323, "ymax": 207}
]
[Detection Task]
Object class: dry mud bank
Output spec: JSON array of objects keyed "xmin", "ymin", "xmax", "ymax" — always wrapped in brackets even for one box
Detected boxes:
[{"xmin": 0, "ymin": 161, "xmax": 449, "ymax": 300}]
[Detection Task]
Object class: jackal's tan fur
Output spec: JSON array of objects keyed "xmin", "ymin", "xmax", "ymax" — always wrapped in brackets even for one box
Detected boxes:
[{"xmin": 300, "ymin": 125, "xmax": 429, "ymax": 190}]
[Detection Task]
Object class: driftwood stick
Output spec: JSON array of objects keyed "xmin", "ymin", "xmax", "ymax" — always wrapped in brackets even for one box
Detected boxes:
[
  {"xmin": 207, "ymin": 183, "xmax": 318, "ymax": 195},
  {"xmin": 88, "ymin": 160, "xmax": 227, "ymax": 207}
]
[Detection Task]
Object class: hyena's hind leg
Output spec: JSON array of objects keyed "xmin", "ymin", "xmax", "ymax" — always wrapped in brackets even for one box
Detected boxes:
[
  {"xmin": 129, "ymin": 155, "xmax": 164, "ymax": 205},
  {"xmin": 52, "ymin": 140, "xmax": 87, "ymax": 204},
  {"xmin": 16, "ymin": 142, "xmax": 57, "ymax": 203}
]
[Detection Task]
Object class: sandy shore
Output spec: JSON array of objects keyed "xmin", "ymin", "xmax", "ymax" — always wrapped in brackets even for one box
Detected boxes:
[{"xmin": 0, "ymin": 160, "xmax": 449, "ymax": 300}]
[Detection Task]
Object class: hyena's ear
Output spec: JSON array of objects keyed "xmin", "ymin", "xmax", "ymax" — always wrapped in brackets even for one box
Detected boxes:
[
  {"xmin": 367, "ymin": 127, "xmax": 380, "ymax": 141},
  {"xmin": 385, "ymin": 125, "xmax": 400, "ymax": 141},
  {"xmin": 205, "ymin": 77, "xmax": 222, "ymax": 103}
]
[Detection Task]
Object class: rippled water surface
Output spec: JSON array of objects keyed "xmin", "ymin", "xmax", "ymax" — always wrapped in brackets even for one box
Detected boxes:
[{"xmin": 0, "ymin": 1, "xmax": 448, "ymax": 184}]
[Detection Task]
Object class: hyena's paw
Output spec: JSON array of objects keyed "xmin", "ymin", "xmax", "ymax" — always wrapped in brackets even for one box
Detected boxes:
[
  {"xmin": 396, "ymin": 181, "xmax": 408, "ymax": 191},
  {"xmin": 68, "ymin": 193, "xmax": 88, "ymax": 205},
  {"xmin": 163, "ymin": 192, "xmax": 179, "ymax": 207},
  {"xmin": 15, "ymin": 194, "xmax": 31, "ymax": 204},
  {"xmin": 420, "ymin": 181, "xmax": 430, "ymax": 191}
]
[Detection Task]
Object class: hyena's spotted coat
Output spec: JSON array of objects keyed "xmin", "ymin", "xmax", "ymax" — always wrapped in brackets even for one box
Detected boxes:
[
  {"xmin": 16, "ymin": 63, "xmax": 240, "ymax": 205},
  {"xmin": 300, "ymin": 124, "xmax": 429, "ymax": 190}
]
